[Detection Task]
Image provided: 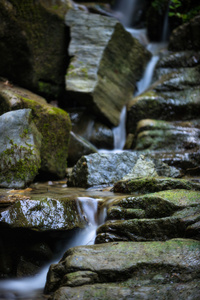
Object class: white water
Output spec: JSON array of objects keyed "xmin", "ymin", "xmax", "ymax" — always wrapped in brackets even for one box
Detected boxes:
[
  {"xmin": 113, "ymin": 106, "xmax": 127, "ymax": 150},
  {"xmin": 0, "ymin": 197, "xmax": 105, "ymax": 299}
]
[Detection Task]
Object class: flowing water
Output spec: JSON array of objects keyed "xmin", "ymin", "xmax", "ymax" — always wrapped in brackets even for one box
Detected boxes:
[{"xmin": 0, "ymin": 0, "xmax": 170, "ymax": 298}]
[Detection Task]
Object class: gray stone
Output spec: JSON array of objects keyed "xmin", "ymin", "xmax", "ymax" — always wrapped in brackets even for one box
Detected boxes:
[
  {"xmin": 0, "ymin": 197, "xmax": 87, "ymax": 231},
  {"xmin": 0, "ymin": 109, "xmax": 41, "ymax": 188},
  {"xmin": 44, "ymin": 239, "xmax": 200, "ymax": 299},
  {"xmin": 65, "ymin": 9, "xmax": 151, "ymax": 126},
  {"xmin": 68, "ymin": 151, "xmax": 140, "ymax": 188}
]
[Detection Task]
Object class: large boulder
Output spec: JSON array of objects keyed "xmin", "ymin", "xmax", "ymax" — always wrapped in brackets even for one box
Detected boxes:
[
  {"xmin": 44, "ymin": 239, "xmax": 200, "ymax": 299},
  {"xmin": 68, "ymin": 152, "xmax": 181, "ymax": 188},
  {"xmin": 65, "ymin": 9, "xmax": 151, "ymax": 126},
  {"xmin": 0, "ymin": 109, "xmax": 41, "ymax": 188},
  {"xmin": 0, "ymin": 0, "xmax": 74, "ymax": 98},
  {"xmin": 0, "ymin": 82, "xmax": 71, "ymax": 178}
]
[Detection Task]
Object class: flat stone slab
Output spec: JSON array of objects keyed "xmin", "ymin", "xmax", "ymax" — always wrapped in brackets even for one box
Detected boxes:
[{"xmin": 45, "ymin": 239, "xmax": 200, "ymax": 300}]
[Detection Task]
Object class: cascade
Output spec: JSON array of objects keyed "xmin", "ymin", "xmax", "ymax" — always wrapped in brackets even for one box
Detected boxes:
[
  {"xmin": 0, "ymin": 197, "xmax": 106, "ymax": 299},
  {"xmin": 0, "ymin": 1, "xmax": 170, "ymax": 298}
]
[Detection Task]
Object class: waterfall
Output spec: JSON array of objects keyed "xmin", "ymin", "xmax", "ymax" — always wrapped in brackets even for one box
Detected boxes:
[
  {"xmin": 113, "ymin": 106, "xmax": 127, "ymax": 150},
  {"xmin": 162, "ymin": 1, "xmax": 170, "ymax": 42},
  {"xmin": 0, "ymin": 197, "xmax": 105, "ymax": 299}
]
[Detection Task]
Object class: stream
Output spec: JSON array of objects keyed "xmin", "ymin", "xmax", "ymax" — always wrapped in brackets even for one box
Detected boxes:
[{"xmin": 0, "ymin": 1, "xmax": 170, "ymax": 299}]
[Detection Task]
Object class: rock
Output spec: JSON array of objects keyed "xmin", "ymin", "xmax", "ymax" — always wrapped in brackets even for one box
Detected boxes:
[
  {"xmin": 0, "ymin": 82, "xmax": 71, "ymax": 178},
  {"xmin": 0, "ymin": 0, "xmax": 73, "ymax": 98},
  {"xmin": 68, "ymin": 152, "xmax": 181, "ymax": 188},
  {"xmin": 122, "ymin": 154, "xmax": 158, "ymax": 180},
  {"xmin": 169, "ymin": 15, "xmax": 200, "ymax": 51},
  {"xmin": 113, "ymin": 177, "xmax": 200, "ymax": 194},
  {"xmin": 0, "ymin": 197, "xmax": 87, "ymax": 231},
  {"xmin": 68, "ymin": 131, "xmax": 98, "ymax": 167},
  {"xmin": 65, "ymin": 9, "xmax": 151, "ymax": 126},
  {"xmin": 134, "ymin": 119, "xmax": 200, "ymax": 151},
  {"xmin": 0, "ymin": 109, "xmax": 41, "ymax": 188},
  {"xmin": 68, "ymin": 151, "xmax": 141, "ymax": 188},
  {"xmin": 96, "ymin": 189, "xmax": 200, "ymax": 243},
  {"xmin": 44, "ymin": 239, "xmax": 200, "ymax": 299}
]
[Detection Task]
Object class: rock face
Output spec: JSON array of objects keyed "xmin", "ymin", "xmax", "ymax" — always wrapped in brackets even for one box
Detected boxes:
[
  {"xmin": 0, "ymin": 109, "xmax": 41, "ymax": 188},
  {"xmin": 65, "ymin": 9, "xmax": 151, "ymax": 126},
  {"xmin": 0, "ymin": 82, "xmax": 71, "ymax": 179},
  {"xmin": 45, "ymin": 239, "xmax": 200, "ymax": 299}
]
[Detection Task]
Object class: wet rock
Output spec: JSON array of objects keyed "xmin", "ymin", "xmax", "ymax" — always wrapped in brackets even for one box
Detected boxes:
[
  {"xmin": 45, "ymin": 239, "xmax": 200, "ymax": 299},
  {"xmin": 65, "ymin": 9, "xmax": 151, "ymax": 126},
  {"xmin": 0, "ymin": 197, "xmax": 87, "ymax": 231},
  {"xmin": 134, "ymin": 119, "xmax": 200, "ymax": 151},
  {"xmin": 0, "ymin": 82, "xmax": 71, "ymax": 179},
  {"xmin": 96, "ymin": 189, "xmax": 200, "ymax": 243},
  {"xmin": 0, "ymin": 109, "xmax": 41, "ymax": 189},
  {"xmin": 113, "ymin": 177, "xmax": 200, "ymax": 194},
  {"xmin": 68, "ymin": 131, "xmax": 98, "ymax": 167},
  {"xmin": 169, "ymin": 15, "xmax": 200, "ymax": 51}
]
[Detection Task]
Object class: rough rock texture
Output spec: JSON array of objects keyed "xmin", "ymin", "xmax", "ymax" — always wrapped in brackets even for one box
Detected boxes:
[
  {"xmin": 0, "ymin": 0, "xmax": 73, "ymax": 98},
  {"xmin": 68, "ymin": 151, "xmax": 141, "ymax": 188},
  {"xmin": 0, "ymin": 82, "xmax": 71, "ymax": 178},
  {"xmin": 68, "ymin": 131, "xmax": 98, "ymax": 167},
  {"xmin": 68, "ymin": 152, "xmax": 181, "ymax": 188},
  {"xmin": 44, "ymin": 239, "xmax": 200, "ymax": 299},
  {"xmin": 113, "ymin": 177, "xmax": 200, "ymax": 194},
  {"xmin": 0, "ymin": 197, "xmax": 87, "ymax": 231},
  {"xmin": 96, "ymin": 188, "xmax": 200, "ymax": 243},
  {"xmin": 65, "ymin": 9, "xmax": 151, "ymax": 126},
  {"xmin": 0, "ymin": 109, "xmax": 41, "ymax": 188}
]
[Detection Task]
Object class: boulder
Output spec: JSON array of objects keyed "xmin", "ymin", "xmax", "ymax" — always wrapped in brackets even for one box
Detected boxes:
[
  {"xmin": 0, "ymin": 0, "xmax": 73, "ymax": 98},
  {"xmin": 0, "ymin": 197, "xmax": 87, "ymax": 231},
  {"xmin": 0, "ymin": 82, "xmax": 71, "ymax": 178},
  {"xmin": 65, "ymin": 9, "xmax": 151, "ymax": 126},
  {"xmin": 44, "ymin": 239, "xmax": 200, "ymax": 299},
  {"xmin": 68, "ymin": 151, "xmax": 140, "ymax": 188},
  {"xmin": 0, "ymin": 109, "xmax": 41, "ymax": 188},
  {"xmin": 68, "ymin": 152, "xmax": 181, "ymax": 188}
]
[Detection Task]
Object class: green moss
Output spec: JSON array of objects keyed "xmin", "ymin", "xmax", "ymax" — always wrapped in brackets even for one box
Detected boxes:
[{"xmin": 0, "ymin": 138, "xmax": 40, "ymax": 184}]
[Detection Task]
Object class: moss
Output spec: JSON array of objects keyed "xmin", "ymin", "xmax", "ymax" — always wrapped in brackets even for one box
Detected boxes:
[
  {"xmin": 114, "ymin": 177, "xmax": 200, "ymax": 194},
  {"xmin": 0, "ymin": 138, "xmax": 40, "ymax": 185}
]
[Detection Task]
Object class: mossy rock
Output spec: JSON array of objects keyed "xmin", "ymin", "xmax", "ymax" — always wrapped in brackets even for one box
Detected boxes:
[
  {"xmin": 0, "ymin": 82, "xmax": 71, "ymax": 178},
  {"xmin": 0, "ymin": 109, "xmax": 41, "ymax": 188},
  {"xmin": 113, "ymin": 177, "xmax": 200, "ymax": 194},
  {"xmin": 0, "ymin": 0, "xmax": 71, "ymax": 98}
]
